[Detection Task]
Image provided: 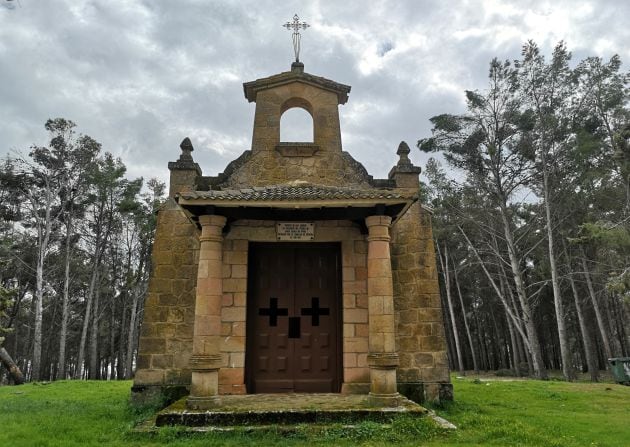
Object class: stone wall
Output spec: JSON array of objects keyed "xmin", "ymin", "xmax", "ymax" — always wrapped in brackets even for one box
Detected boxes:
[
  {"xmin": 221, "ymin": 149, "xmax": 372, "ymax": 189},
  {"xmin": 217, "ymin": 238, "xmax": 248, "ymax": 395},
  {"xmin": 390, "ymin": 201, "xmax": 452, "ymax": 402},
  {"xmin": 132, "ymin": 199, "xmax": 199, "ymax": 404}
]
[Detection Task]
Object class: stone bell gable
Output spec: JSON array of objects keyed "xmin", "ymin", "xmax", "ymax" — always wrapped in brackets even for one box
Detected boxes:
[
  {"xmin": 131, "ymin": 62, "xmax": 452, "ymax": 408},
  {"xmin": 198, "ymin": 62, "xmax": 380, "ymax": 189}
]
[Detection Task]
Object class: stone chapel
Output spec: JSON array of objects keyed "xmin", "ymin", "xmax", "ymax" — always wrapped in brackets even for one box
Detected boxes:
[{"xmin": 131, "ymin": 61, "xmax": 452, "ymax": 409}]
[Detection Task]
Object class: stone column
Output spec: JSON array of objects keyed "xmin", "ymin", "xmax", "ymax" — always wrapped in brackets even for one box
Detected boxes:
[
  {"xmin": 365, "ymin": 215, "xmax": 400, "ymax": 407},
  {"xmin": 187, "ymin": 214, "xmax": 227, "ymax": 409}
]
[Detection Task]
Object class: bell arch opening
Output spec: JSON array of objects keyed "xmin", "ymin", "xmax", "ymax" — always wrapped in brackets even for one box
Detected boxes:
[{"xmin": 280, "ymin": 98, "xmax": 314, "ymax": 143}]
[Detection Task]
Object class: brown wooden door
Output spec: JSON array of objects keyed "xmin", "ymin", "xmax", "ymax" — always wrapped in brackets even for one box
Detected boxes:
[{"xmin": 246, "ymin": 243, "xmax": 341, "ymax": 393}]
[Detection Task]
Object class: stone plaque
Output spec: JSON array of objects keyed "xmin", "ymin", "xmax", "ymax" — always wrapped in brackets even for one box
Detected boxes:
[{"xmin": 276, "ymin": 222, "xmax": 315, "ymax": 241}]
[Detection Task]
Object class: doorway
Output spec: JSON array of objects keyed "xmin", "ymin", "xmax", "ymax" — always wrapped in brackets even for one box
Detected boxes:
[{"xmin": 246, "ymin": 243, "xmax": 342, "ymax": 393}]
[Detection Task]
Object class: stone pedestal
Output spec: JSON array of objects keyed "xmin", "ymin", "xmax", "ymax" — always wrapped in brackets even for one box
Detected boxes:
[
  {"xmin": 365, "ymin": 215, "xmax": 400, "ymax": 407},
  {"xmin": 187, "ymin": 214, "xmax": 227, "ymax": 409}
]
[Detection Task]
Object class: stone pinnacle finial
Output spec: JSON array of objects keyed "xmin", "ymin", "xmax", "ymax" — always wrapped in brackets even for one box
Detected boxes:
[
  {"xmin": 396, "ymin": 141, "xmax": 412, "ymax": 167},
  {"xmin": 179, "ymin": 137, "xmax": 194, "ymax": 161},
  {"xmin": 389, "ymin": 140, "xmax": 421, "ymax": 185}
]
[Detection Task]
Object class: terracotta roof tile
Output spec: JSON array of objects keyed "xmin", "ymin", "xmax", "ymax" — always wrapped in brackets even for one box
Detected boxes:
[{"xmin": 179, "ymin": 184, "xmax": 409, "ymax": 202}]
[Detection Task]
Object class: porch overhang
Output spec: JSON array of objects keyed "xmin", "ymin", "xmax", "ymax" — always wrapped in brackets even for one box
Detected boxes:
[{"xmin": 176, "ymin": 184, "xmax": 417, "ymax": 231}]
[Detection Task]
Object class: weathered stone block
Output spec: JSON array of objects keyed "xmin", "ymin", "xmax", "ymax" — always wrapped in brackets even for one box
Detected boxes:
[
  {"xmin": 231, "ymin": 322, "xmax": 246, "ymax": 337},
  {"xmin": 223, "ymin": 278, "xmax": 247, "ymax": 293},
  {"xmin": 136, "ymin": 354, "xmax": 150, "ymax": 370},
  {"xmin": 344, "ymin": 337, "xmax": 368, "ymax": 353},
  {"xmin": 355, "ymin": 323, "xmax": 369, "ymax": 337},
  {"xmin": 220, "ymin": 336, "xmax": 245, "ymax": 352},
  {"xmin": 344, "ymin": 367, "xmax": 369, "ymax": 382},
  {"xmin": 344, "ymin": 280, "xmax": 367, "ymax": 294},
  {"xmin": 219, "ymin": 368, "xmax": 244, "ymax": 385},
  {"xmin": 224, "ymin": 251, "xmax": 248, "ymax": 265},
  {"xmin": 414, "ymin": 353, "xmax": 435, "ymax": 367},
  {"xmin": 168, "ymin": 308, "xmax": 185, "ymax": 323},
  {"xmin": 344, "ymin": 308, "xmax": 368, "ymax": 323},
  {"xmin": 152, "ymin": 354, "xmax": 174, "ymax": 369},
  {"xmin": 141, "ymin": 338, "xmax": 166, "ymax": 354},
  {"xmin": 221, "ymin": 306, "xmax": 246, "ymax": 322},
  {"xmin": 396, "ymin": 368, "xmax": 421, "ymax": 383},
  {"xmin": 155, "ymin": 323, "xmax": 177, "ymax": 338},
  {"xmin": 421, "ymin": 366, "xmax": 450, "ymax": 382},
  {"xmin": 135, "ymin": 369, "xmax": 165, "ymax": 385}
]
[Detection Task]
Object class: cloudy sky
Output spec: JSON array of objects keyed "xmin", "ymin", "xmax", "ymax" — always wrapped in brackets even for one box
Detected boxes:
[{"xmin": 1, "ymin": 0, "xmax": 628, "ymax": 187}]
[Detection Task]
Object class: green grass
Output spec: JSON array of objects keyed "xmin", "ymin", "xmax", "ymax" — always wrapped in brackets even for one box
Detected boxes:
[{"xmin": 0, "ymin": 376, "xmax": 628, "ymax": 446}]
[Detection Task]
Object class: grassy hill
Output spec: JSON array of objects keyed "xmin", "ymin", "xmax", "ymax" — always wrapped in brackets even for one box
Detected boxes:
[{"xmin": 0, "ymin": 375, "xmax": 628, "ymax": 446}]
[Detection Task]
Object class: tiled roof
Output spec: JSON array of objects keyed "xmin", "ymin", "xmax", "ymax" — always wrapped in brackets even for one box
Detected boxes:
[{"xmin": 178, "ymin": 184, "xmax": 410, "ymax": 202}]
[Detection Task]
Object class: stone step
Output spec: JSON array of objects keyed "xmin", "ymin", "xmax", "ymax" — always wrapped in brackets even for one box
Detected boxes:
[{"xmin": 154, "ymin": 393, "xmax": 427, "ymax": 427}]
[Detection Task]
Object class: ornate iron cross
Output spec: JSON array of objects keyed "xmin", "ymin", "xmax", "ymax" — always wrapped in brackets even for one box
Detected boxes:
[{"xmin": 283, "ymin": 14, "xmax": 310, "ymax": 62}]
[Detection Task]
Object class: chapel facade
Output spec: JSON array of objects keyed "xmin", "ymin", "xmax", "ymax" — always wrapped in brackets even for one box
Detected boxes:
[{"xmin": 131, "ymin": 62, "xmax": 452, "ymax": 408}]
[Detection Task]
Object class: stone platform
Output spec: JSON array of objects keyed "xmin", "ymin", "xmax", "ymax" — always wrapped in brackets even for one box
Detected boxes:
[{"xmin": 154, "ymin": 393, "xmax": 428, "ymax": 428}]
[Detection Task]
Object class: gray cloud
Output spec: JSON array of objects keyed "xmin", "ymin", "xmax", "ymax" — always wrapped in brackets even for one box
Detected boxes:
[{"xmin": 1, "ymin": 0, "xmax": 629, "ymax": 187}]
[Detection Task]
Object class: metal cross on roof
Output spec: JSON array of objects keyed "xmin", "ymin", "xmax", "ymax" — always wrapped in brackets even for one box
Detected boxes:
[{"xmin": 283, "ymin": 14, "xmax": 310, "ymax": 63}]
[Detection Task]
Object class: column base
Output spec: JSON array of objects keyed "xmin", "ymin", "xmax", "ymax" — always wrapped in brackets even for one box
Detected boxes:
[
  {"xmin": 368, "ymin": 392, "xmax": 401, "ymax": 407},
  {"xmin": 186, "ymin": 395, "xmax": 222, "ymax": 410}
]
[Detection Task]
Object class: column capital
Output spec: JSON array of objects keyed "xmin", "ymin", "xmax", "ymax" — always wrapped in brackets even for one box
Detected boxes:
[
  {"xmin": 199, "ymin": 214, "xmax": 227, "ymax": 228},
  {"xmin": 366, "ymin": 215, "xmax": 392, "ymax": 242},
  {"xmin": 365, "ymin": 215, "xmax": 392, "ymax": 229}
]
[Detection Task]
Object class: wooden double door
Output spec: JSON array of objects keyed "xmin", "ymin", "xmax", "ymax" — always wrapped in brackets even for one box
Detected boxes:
[{"xmin": 246, "ymin": 243, "xmax": 342, "ymax": 393}]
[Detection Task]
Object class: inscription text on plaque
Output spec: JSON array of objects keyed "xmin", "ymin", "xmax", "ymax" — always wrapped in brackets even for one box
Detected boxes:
[{"xmin": 276, "ymin": 222, "xmax": 315, "ymax": 241}]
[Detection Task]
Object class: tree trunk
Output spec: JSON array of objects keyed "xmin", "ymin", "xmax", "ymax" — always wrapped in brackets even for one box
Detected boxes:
[
  {"xmin": 604, "ymin": 293, "xmax": 624, "ymax": 357},
  {"xmin": 499, "ymin": 272, "xmax": 521, "ymax": 374},
  {"xmin": 460, "ymin": 224, "xmax": 545, "ymax": 377},
  {"xmin": 76, "ymin": 259, "xmax": 100, "ymax": 379},
  {"xmin": 0, "ymin": 346, "xmax": 25, "ymax": 385},
  {"xmin": 453, "ymin": 263, "xmax": 479, "ymax": 373},
  {"xmin": 567, "ymin": 267, "xmax": 599, "ymax": 381},
  {"xmin": 125, "ymin": 287, "xmax": 141, "ymax": 378},
  {"xmin": 542, "ymin": 162, "xmax": 574, "ymax": 380},
  {"xmin": 117, "ymin": 300, "xmax": 128, "ymax": 380},
  {"xmin": 32, "ymin": 231, "xmax": 46, "ymax": 381},
  {"xmin": 471, "ymin": 296, "xmax": 488, "ymax": 371},
  {"xmin": 109, "ymin": 294, "xmax": 116, "ymax": 380},
  {"xmin": 58, "ymin": 217, "xmax": 72, "ymax": 380},
  {"xmin": 500, "ymin": 264, "xmax": 529, "ymax": 375},
  {"xmin": 89, "ymin": 273, "xmax": 101, "ymax": 380},
  {"xmin": 582, "ymin": 255, "xmax": 614, "ymax": 360},
  {"xmin": 437, "ymin": 243, "xmax": 464, "ymax": 373},
  {"xmin": 497, "ymin": 210, "xmax": 547, "ymax": 379}
]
